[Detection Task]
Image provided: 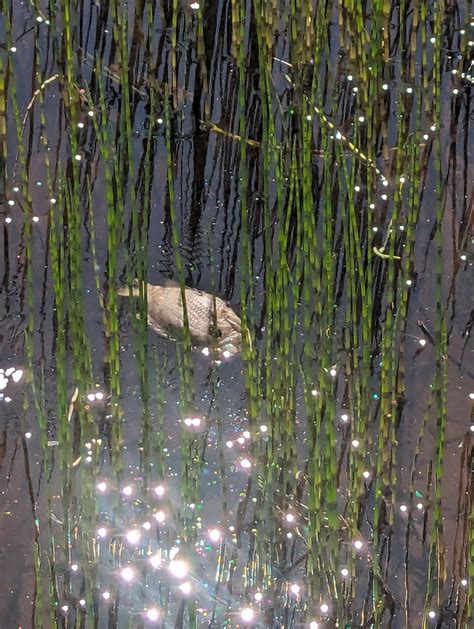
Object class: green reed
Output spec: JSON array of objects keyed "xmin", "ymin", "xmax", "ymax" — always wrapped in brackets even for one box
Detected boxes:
[
  {"xmin": 0, "ymin": 40, "xmax": 6, "ymax": 205},
  {"xmin": 2, "ymin": 27, "xmax": 59, "ymax": 628},
  {"xmin": 423, "ymin": 3, "xmax": 449, "ymax": 623},
  {"xmin": 0, "ymin": 0, "xmax": 469, "ymax": 626},
  {"xmin": 136, "ymin": 89, "xmax": 157, "ymax": 477},
  {"xmin": 91, "ymin": 61, "xmax": 124, "ymax": 474},
  {"xmin": 163, "ymin": 82, "xmax": 199, "ymax": 627}
]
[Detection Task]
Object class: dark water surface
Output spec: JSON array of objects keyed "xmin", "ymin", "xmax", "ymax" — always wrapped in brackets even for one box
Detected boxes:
[{"xmin": 0, "ymin": 1, "xmax": 473, "ymax": 628}]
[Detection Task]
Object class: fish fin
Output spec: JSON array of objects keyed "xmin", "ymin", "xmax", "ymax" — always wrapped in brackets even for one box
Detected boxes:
[
  {"xmin": 147, "ymin": 316, "xmax": 170, "ymax": 338},
  {"xmin": 221, "ymin": 308, "xmax": 241, "ymax": 332},
  {"xmin": 226, "ymin": 317, "xmax": 241, "ymax": 333}
]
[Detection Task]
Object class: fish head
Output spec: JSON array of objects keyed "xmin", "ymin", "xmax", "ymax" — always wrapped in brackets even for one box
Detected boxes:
[
  {"xmin": 213, "ymin": 303, "xmax": 242, "ymax": 357},
  {"xmin": 217, "ymin": 332, "xmax": 242, "ymax": 358},
  {"xmin": 117, "ymin": 279, "xmax": 143, "ymax": 297}
]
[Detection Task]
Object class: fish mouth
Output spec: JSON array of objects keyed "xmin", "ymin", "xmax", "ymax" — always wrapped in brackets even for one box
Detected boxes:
[{"xmin": 218, "ymin": 340, "xmax": 241, "ymax": 357}]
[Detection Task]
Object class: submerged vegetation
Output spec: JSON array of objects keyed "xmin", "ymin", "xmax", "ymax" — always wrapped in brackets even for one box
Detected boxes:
[{"xmin": 0, "ymin": 0, "xmax": 472, "ymax": 627}]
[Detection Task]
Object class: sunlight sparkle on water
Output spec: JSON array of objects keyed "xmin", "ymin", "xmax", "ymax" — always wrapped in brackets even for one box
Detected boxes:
[
  {"xmin": 168, "ymin": 559, "xmax": 189, "ymax": 579},
  {"xmin": 126, "ymin": 529, "xmax": 141, "ymax": 545},
  {"xmin": 153, "ymin": 511, "xmax": 166, "ymax": 523},
  {"xmin": 208, "ymin": 528, "xmax": 221, "ymax": 543},
  {"xmin": 149, "ymin": 553, "xmax": 162, "ymax": 569},
  {"xmin": 146, "ymin": 608, "xmax": 160, "ymax": 622},
  {"xmin": 179, "ymin": 581, "xmax": 192, "ymax": 595},
  {"xmin": 12, "ymin": 369, "xmax": 23, "ymax": 383},
  {"xmin": 121, "ymin": 566, "xmax": 134, "ymax": 582},
  {"xmin": 240, "ymin": 607, "xmax": 255, "ymax": 622}
]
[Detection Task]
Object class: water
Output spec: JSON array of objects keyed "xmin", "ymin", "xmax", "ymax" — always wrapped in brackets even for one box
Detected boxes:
[{"xmin": 0, "ymin": 1, "xmax": 473, "ymax": 627}]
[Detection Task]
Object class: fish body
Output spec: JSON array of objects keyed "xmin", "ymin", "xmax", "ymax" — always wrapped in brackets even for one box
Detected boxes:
[{"xmin": 118, "ymin": 282, "xmax": 242, "ymax": 355}]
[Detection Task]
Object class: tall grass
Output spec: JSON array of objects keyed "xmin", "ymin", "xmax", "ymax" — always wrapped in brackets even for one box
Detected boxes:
[{"xmin": 0, "ymin": 0, "xmax": 471, "ymax": 626}]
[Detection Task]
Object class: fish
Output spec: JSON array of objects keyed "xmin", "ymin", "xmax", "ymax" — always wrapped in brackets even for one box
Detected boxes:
[{"xmin": 118, "ymin": 280, "xmax": 242, "ymax": 356}]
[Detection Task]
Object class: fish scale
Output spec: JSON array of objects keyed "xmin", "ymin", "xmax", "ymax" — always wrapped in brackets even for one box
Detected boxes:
[
  {"xmin": 147, "ymin": 285, "xmax": 213, "ymax": 342},
  {"xmin": 119, "ymin": 282, "xmax": 242, "ymax": 354}
]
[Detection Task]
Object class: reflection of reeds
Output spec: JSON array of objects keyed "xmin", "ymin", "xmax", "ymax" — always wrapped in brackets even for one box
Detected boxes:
[
  {"xmin": 0, "ymin": 41, "xmax": 6, "ymax": 206},
  {"xmin": 0, "ymin": 0, "xmax": 471, "ymax": 626}
]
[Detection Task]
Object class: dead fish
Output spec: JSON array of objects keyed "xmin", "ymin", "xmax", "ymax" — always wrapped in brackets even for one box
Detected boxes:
[{"xmin": 118, "ymin": 280, "xmax": 242, "ymax": 356}]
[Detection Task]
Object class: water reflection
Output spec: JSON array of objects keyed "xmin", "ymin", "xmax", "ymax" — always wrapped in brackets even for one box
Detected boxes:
[{"xmin": 0, "ymin": 1, "xmax": 473, "ymax": 628}]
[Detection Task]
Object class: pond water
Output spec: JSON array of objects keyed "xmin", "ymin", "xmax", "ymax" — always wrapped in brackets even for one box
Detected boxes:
[{"xmin": 0, "ymin": 1, "xmax": 473, "ymax": 628}]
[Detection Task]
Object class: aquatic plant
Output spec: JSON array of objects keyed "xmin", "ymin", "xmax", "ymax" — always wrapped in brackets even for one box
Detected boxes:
[{"xmin": 0, "ymin": 0, "xmax": 472, "ymax": 627}]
